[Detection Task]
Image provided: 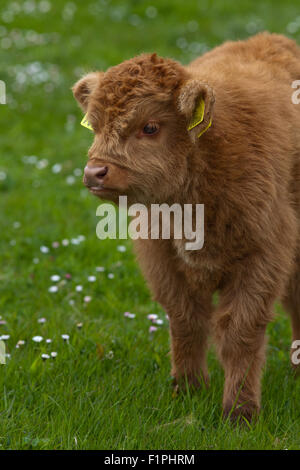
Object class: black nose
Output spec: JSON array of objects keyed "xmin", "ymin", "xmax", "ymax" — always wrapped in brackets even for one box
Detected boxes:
[{"xmin": 84, "ymin": 166, "xmax": 108, "ymax": 187}]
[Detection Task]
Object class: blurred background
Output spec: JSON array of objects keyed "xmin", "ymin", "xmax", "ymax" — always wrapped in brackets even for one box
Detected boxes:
[
  {"xmin": 1, "ymin": 0, "xmax": 300, "ymax": 262},
  {"xmin": 0, "ymin": 0, "xmax": 300, "ymax": 450}
]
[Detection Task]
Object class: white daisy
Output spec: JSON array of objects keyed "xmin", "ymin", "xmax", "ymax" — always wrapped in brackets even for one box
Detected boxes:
[
  {"xmin": 48, "ymin": 285, "xmax": 58, "ymax": 293},
  {"xmin": 149, "ymin": 326, "xmax": 158, "ymax": 333},
  {"xmin": 147, "ymin": 314, "xmax": 158, "ymax": 321},
  {"xmin": 52, "ymin": 163, "xmax": 62, "ymax": 174},
  {"xmin": 66, "ymin": 175, "xmax": 75, "ymax": 185},
  {"xmin": 124, "ymin": 312, "xmax": 135, "ymax": 319},
  {"xmin": 32, "ymin": 336, "xmax": 43, "ymax": 343}
]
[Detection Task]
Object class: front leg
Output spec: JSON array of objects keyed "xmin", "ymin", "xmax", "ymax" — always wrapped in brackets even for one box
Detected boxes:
[
  {"xmin": 214, "ymin": 253, "xmax": 286, "ymax": 422},
  {"xmin": 134, "ymin": 238, "xmax": 213, "ymax": 389},
  {"xmin": 169, "ymin": 295, "xmax": 212, "ymax": 389}
]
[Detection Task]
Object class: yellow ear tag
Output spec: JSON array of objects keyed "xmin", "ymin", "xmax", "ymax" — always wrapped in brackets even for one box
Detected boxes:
[
  {"xmin": 187, "ymin": 99, "xmax": 212, "ymax": 137},
  {"xmin": 197, "ymin": 118, "xmax": 212, "ymax": 138},
  {"xmin": 187, "ymin": 99, "xmax": 205, "ymax": 131},
  {"xmin": 81, "ymin": 113, "xmax": 93, "ymax": 131}
]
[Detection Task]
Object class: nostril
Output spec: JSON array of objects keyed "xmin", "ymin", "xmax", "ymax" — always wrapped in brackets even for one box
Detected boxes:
[
  {"xmin": 84, "ymin": 165, "xmax": 109, "ymax": 188},
  {"xmin": 95, "ymin": 166, "xmax": 108, "ymax": 179}
]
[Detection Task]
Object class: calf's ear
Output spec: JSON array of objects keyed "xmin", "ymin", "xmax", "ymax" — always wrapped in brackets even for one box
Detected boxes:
[
  {"xmin": 178, "ymin": 79, "xmax": 215, "ymax": 141},
  {"xmin": 72, "ymin": 72, "xmax": 103, "ymax": 111}
]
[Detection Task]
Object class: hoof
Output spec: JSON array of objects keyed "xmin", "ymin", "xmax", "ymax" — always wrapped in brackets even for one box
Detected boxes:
[
  {"xmin": 171, "ymin": 372, "xmax": 209, "ymax": 393},
  {"xmin": 223, "ymin": 401, "xmax": 259, "ymax": 425}
]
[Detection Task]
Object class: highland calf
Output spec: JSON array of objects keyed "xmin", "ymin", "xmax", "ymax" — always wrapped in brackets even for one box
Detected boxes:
[{"xmin": 73, "ymin": 33, "xmax": 300, "ymax": 422}]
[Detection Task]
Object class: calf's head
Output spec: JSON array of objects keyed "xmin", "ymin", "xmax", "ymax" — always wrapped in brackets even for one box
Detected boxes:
[{"xmin": 72, "ymin": 53, "xmax": 214, "ymax": 205}]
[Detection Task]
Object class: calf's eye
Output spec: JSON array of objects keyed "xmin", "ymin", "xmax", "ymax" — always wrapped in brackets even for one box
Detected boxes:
[{"xmin": 142, "ymin": 122, "xmax": 159, "ymax": 136}]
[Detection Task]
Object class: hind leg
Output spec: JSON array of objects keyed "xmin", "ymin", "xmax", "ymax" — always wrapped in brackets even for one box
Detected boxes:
[{"xmin": 282, "ymin": 254, "xmax": 300, "ymax": 371}]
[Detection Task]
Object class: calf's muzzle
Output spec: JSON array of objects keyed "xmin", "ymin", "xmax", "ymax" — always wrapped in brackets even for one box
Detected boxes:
[{"xmin": 83, "ymin": 165, "xmax": 108, "ymax": 188}]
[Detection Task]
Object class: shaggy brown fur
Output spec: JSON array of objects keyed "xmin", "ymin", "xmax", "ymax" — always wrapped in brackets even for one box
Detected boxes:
[{"xmin": 73, "ymin": 33, "xmax": 300, "ymax": 422}]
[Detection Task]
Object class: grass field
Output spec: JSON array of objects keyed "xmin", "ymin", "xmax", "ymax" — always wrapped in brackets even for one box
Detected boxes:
[{"xmin": 0, "ymin": 0, "xmax": 300, "ymax": 450}]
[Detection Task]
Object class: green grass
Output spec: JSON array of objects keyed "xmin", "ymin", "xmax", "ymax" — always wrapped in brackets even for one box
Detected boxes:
[{"xmin": 0, "ymin": 0, "xmax": 300, "ymax": 450}]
